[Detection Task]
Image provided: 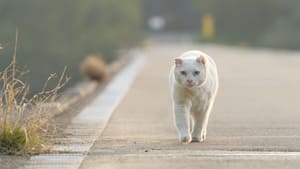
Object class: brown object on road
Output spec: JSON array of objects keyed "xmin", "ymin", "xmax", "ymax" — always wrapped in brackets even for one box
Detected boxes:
[{"xmin": 80, "ymin": 55, "xmax": 109, "ymax": 82}]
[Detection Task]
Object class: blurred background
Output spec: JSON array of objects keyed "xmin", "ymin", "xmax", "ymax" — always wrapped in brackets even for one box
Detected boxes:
[{"xmin": 0, "ymin": 0, "xmax": 299, "ymax": 92}]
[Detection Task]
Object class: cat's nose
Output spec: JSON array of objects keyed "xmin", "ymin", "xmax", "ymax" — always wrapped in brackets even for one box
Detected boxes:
[{"xmin": 187, "ymin": 80, "xmax": 193, "ymax": 84}]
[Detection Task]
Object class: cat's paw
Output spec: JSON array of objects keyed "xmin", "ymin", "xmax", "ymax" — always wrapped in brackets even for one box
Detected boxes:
[
  {"xmin": 179, "ymin": 134, "xmax": 192, "ymax": 144},
  {"xmin": 191, "ymin": 137, "xmax": 204, "ymax": 142},
  {"xmin": 192, "ymin": 130, "xmax": 206, "ymax": 142}
]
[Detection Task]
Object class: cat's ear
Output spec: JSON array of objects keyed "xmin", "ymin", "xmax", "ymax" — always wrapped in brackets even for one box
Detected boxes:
[
  {"xmin": 196, "ymin": 55, "xmax": 206, "ymax": 65},
  {"xmin": 175, "ymin": 58, "xmax": 182, "ymax": 66}
]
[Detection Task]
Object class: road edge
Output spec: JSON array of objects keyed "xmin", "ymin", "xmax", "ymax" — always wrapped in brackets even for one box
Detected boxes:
[{"xmin": 23, "ymin": 52, "xmax": 145, "ymax": 169}]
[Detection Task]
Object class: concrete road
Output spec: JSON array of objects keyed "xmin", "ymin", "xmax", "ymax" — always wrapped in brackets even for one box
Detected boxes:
[{"xmin": 80, "ymin": 42, "xmax": 300, "ymax": 169}]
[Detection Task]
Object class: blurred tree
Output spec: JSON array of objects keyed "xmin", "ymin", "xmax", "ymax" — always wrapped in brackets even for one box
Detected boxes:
[
  {"xmin": 194, "ymin": 0, "xmax": 277, "ymax": 43},
  {"xmin": 0, "ymin": 0, "xmax": 142, "ymax": 92},
  {"xmin": 259, "ymin": 0, "xmax": 300, "ymax": 49},
  {"xmin": 193, "ymin": 0, "xmax": 300, "ymax": 49},
  {"xmin": 142, "ymin": 0, "xmax": 201, "ymax": 31},
  {"xmin": 142, "ymin": 0, "xmax": 300, "ymax": 50}
]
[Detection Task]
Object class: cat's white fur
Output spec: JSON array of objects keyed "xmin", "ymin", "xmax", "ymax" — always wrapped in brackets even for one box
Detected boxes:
[{"xmin": 170, "ymin": 50, "xmax": 218, "ymax": 144}]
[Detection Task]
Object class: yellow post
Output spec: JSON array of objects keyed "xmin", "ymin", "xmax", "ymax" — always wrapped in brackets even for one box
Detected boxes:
[{"xmin": 202, "ymin": 14, "xmax": 215, "ymax": 40}]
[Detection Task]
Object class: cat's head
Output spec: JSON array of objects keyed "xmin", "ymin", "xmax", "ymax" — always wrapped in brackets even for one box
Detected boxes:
[{"xmin": 174, "ymin": 55, "xmax": 207, "ymax": 88}]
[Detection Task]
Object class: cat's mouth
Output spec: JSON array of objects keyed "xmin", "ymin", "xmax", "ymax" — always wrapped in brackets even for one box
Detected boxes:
[{"xmin": 186, "ymin": 83, "xmax": 195, "ymax": 88}]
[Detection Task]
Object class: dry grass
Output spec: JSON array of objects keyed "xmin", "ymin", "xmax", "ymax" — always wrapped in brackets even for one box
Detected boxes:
[
  {"xmin": 0, "ymin": 31, "xmax": 69, "ymax": 155},
  {"xmin": 80, "ymin": 55, "xmax": 109, "ymax": 82}
]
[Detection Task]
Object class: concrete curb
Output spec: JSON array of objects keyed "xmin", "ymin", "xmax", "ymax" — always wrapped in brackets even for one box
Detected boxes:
[
  {"xmin": 38, "ymin": 51, "xmax": 132, "ymax": 122},
  {"xmin": 23, "ymin": 54, "xmax": 145, "ymax": 169}
]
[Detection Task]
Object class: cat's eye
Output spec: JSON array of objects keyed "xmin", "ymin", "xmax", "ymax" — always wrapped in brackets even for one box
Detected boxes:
[
  {"xmin": 180, "ymin": 71, "xmax": 187, "ymax": 76},
  {"xmin": 194, "ymin": 71, "xmax": 200, "ymax": 76}
]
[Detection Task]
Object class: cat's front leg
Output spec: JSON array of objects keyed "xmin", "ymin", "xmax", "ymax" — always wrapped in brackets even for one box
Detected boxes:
[
  {"xmin": 174, "ymin": 104, "xmax": 192, "ymax": 144},
  {"xmin": 192, "ymin": 103, "xmax": 213, "ymax": 142}
]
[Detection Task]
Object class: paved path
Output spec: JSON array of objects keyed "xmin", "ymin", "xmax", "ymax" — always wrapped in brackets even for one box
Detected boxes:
[{"xmin": 80, "ymin": 42, "xmax": 300, "ymax": 169}]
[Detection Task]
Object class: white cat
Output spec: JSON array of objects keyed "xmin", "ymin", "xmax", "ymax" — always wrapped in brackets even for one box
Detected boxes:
[{"xmin": 170, "ymin": 50, "xmax": 218, "ymax": 144}]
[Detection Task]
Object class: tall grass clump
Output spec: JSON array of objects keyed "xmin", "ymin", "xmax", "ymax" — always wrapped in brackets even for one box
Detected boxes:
[{"xmin": 0, "ymin": 32, "xmax": 69, "ymax": 155}]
